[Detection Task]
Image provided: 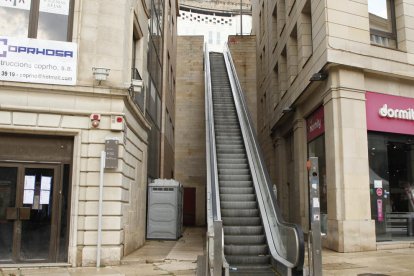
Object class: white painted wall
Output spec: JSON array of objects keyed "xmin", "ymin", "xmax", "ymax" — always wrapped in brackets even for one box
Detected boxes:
[{"xmin": 178, "ymin": 10, "xmax": 252, "ymax": 52}]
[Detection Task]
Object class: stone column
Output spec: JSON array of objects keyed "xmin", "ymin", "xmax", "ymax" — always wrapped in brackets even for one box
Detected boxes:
[
  {"xmin": 293, "ymin": 118, "xmax": 309, "ymax": 229},
  {"xmin": 274, "ymin": 136, "xmax": 289, "ymax": 220},
  {"xmin": 323, "ymin": 69, "xmax": 376, "ymax": 252}
]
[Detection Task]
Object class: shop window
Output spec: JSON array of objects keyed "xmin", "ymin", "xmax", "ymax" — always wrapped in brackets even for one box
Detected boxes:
[
  {"xmin": 368, "ymin": 132, "xmax": 414, "ymax": 242},
  {"xmin": 0, "ymin": 0, "xmax": 74, "ymax": 41},
  {"xmin": 368, "ymin": 0, "xmax": 397, "ymax": 48}
]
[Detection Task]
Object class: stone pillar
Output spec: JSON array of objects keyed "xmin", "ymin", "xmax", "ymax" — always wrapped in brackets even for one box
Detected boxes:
[
  {"xmin": 323, "ymin": 69, "xmax": 376, "ymax": 252},
  {"xmin": 274, "ymin": 136, "xmax": 289, "ymax": 220},
  {"xmin": 293, "ymin": 118, "xmax": 309, "ymax": 228}
]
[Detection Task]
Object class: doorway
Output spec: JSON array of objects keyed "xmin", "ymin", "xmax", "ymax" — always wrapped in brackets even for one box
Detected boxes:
[
  {"xmin": 0, "ymin": 133, "xmax": 73, "ymax": 264},
  {"xmin": 0, "ymin": 163, "xmax": 68, "ymax": 263},
  {"xmin": 368, "ymin": 132, "xmax": 414, "ymax": 241},
  {"xmin": 183, "ymin": 187, "xmax": 196, "ymax": 226}
]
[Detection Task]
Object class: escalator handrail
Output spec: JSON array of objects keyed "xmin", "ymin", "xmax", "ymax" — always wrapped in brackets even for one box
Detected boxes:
[
  {"xmin": 204, "ymin": 45, "xmax": 221, "ymax": 222},
  {"xmin": 204, "ymin": 45, "xmax": 227, "ymax": 274},
  {"xmin": 223, "ymin": 44, "xmax": 305, "ymax": 271}
]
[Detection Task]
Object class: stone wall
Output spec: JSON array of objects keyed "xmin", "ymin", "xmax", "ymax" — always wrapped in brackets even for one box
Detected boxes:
[{"xmin": 175, "ymin": 36, "xmax": 206, "ymax": 226}]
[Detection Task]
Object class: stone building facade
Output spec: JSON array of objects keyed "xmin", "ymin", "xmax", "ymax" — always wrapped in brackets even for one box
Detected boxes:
[
  {"xmin": 252, "ymin": 0, "xmax": 414, "ymax": 252},
  {"xmin": 0, "ymin": 0, "xmax": 177, "ymax": 266}
]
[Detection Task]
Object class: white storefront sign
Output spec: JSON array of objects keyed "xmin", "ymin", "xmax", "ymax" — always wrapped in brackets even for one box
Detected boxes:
[
  {"xmin": 0, "ymin": 36, "xmax": 77, "ymax": 85},
  {"xmin": 0, "ymin": 0, "xmax": 31, "ymax": 10}
]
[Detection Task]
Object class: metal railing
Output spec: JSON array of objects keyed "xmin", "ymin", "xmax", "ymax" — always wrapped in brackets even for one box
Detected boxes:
[{"xmin": 222, "ymin": 44, "xmax": 305, "ymax": 274}]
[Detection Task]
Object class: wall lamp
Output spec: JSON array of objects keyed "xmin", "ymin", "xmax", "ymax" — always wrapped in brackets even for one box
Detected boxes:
[
  {"xmin": 131, "ymin": 79, "xmax": 143, "ymax": 94},
  {"xmin": 282, "ymin": 107, "xmax": 294, "ymax": 114},
  {"xmin": 92, "ymin": 67, "xmax": 110, "ymax": 84},
  {"xmin": 310, "ymin": 72, "xmax": 328, "ymax": 82}
]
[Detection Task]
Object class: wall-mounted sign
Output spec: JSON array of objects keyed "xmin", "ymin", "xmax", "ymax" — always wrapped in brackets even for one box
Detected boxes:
[
  {"xmin": 366, "ymin": 92, "xmax": 414, "ymax": 135},
  {"xmin": 40, "ymin": 0, "xmax": 70, "ymax": 15},
  {"xmin": 105, "ymin": 139, "xmax": 119, "ymax": 169},
  {"xmin": 0, "ymin": 0, "xmax": 31, "ymax": 10},
  {"xmin": 307, "ymin": 105, "xmax": 325, "ymax": 142},
  {"xmin": 0, "ymin": 36, "xmax": 77, "ymax": 85}
]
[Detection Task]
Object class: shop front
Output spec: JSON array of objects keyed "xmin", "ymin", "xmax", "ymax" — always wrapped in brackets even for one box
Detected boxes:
[
  {"xmin": 0, "ymin": 133, "xmax": 73, "ymax": 264},
  {"xmin": 366, "ymin": 92, "xmax": 414, "ymax": 241}
]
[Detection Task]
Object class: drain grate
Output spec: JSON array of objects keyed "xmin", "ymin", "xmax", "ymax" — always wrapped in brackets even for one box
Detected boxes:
[
  {"xmin": 324, "ymin": 262, "xmax": 367, "ymax": 270},
  {"xmin": 357, "ymin": 274, "xmax": 390, "ymax": 276}
]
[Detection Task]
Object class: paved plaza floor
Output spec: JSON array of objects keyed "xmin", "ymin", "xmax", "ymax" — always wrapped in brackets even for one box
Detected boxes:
[{"xmin": 1, "ymin": 227, "xmax": 414, "ymax": 275}]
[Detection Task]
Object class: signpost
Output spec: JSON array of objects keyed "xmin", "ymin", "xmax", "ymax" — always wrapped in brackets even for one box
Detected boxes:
[{"xmin": 308, "ymin": 157, "xmax": 323, "ymax": 276}]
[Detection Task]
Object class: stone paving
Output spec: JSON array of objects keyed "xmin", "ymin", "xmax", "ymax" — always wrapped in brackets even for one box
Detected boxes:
[{"xmin": 1, "ymin": 227, "xmax": 414, "ymax": 275}]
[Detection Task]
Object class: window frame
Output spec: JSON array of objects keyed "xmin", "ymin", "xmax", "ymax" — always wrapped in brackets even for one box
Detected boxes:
[
  {"xmin": 0, "ymin": 0, "xmax": 75, "ymax": 42},
  {"xmin": 368, "ymin": 0, "xmax": 397, "ymax": 48}
]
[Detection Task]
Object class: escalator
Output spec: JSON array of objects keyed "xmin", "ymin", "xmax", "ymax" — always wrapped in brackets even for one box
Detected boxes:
[
  {"xmin": 205, "ymin": 48, "xmax": 304, "ymax": 275},
  {"xmin": 211, "ymin": 52, "xmax": 273, "ymax": 274}
]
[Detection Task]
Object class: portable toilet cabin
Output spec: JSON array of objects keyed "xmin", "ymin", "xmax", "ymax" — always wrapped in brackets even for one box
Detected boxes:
[{"xmin": 146, "ymin": 179, "xmax": 183, "ymax": 240}]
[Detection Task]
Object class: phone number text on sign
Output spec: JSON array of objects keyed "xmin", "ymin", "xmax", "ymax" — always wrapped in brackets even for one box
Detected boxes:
[{"xmin": 0, "ymin": 36, "xmax": 77, "ymax": 86}]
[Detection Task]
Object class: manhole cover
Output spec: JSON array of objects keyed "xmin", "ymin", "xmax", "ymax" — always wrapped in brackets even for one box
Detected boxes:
[{"xmin": 324, "ymin": 262, "xmax": 367, "ymax": 270}]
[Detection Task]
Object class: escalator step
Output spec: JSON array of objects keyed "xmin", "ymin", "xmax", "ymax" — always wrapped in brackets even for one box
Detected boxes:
[
  {"xmin": 224, "ymin": 244, "xmax": 268, "ymax": 256},
  {"xmin": 221, "ymin": 201, "xmax": 257, "ymax": 209},
  {"xmin": 220, "ymin": 194, "xmax": 256, "ymax": 202},
  {"xmin": 222, "ymin": 216, "xmax": 261, "ymax": 226},
  {"xmin": 225, "ymin": 235, "xmax": 266, "ymax": 245},
  {"xmin": 224, "ymin": 226, "xmax": 264, "ymax": 235},
  {"xmin": 226, "ymin": 255, "xmax": 271, "ymax": 266},
  {"xmin": 221, "ymin": 208, "xmax": 259, "ymax": 217}
]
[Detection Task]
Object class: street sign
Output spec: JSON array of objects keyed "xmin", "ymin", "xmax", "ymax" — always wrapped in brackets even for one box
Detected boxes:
[{"xmin": 105, "ymin": 139, "xmax": 119, "ymax": 169}]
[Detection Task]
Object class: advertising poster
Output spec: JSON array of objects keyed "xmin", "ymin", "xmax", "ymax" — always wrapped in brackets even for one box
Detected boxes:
[{"xmin": 0, "ymin": 36, "xmax": 77, "ymax": 85}]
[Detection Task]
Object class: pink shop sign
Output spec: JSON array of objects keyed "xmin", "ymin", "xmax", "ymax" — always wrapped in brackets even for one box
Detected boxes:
[{"xmin": 366, "ymin": 92, "xmax": 414, "ymax": 135}]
